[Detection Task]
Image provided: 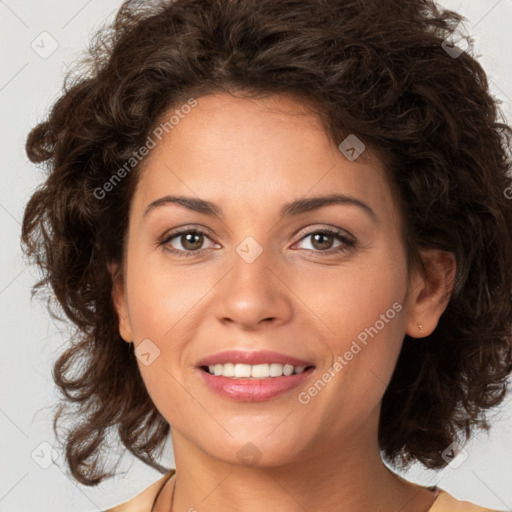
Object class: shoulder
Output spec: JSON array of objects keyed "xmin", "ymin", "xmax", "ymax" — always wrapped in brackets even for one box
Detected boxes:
[
  {"xmin": 430, "ymin": 489, "xmax": 504, "ymax": 512},
  {"xmin": 103, "ymin": 469, "xmax": 175, "ymax": 512},
  {"xmin": 103, "ymin": 476, "xmax": 504, "ymax": 512}
]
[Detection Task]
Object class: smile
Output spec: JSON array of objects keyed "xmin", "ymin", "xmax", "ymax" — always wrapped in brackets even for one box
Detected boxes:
[
  {"xmin": 202, "ymin": 363, "xmax": 310, "ymax": 378},
  {"xmin": 197, "ymin": 365, "xmax": 316, "ymax": 401}
]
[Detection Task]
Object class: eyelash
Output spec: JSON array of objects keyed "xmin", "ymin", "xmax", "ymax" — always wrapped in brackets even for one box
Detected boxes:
[{"xmin": 159, "ymin": 226, "xmax": 356, "ymax": 258}]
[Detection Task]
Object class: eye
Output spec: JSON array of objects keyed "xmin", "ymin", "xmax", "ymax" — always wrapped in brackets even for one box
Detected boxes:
[
  {"xmin": 159, "ymin": 226, "xmax": 356, "ymax": 258},
  {"xmin": 293, "ymin": 227, "xmax": 356, "ymax": 254},
  {"xmin": 159, "ymin": 228, "xmax": 218, "ymax": 257}
]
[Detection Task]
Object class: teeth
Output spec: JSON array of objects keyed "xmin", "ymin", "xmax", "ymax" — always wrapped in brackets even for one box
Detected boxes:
[{"xmin": 207, "ymin": 363, "xmax": 308, "ymax": 378}]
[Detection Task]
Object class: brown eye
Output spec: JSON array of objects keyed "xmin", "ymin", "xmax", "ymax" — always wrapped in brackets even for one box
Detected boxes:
[
  {"xmin": 294, "ymin": 228, "xmax": 355, "ymax": 254},
  {"xmin": 160, "ymin": 228, "xmax": 218, "ymax": 258},
  {"xmin": 179, "ymin": 232, "xmax": 204, "ymax": 251},
  {"xmin": 310, "ymin": 232, "xmax": 336, "ymax": 250}
]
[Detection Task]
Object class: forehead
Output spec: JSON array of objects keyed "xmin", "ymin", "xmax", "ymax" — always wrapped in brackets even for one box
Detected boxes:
[{"xmin": 132, "ymin": 93, "xmax": 398, "ymax": 224}]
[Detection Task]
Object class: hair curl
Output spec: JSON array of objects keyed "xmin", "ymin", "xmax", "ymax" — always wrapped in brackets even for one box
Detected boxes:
[{"xmin": 21, "ymin": 0, "xmax": 512, "ymax": 485}]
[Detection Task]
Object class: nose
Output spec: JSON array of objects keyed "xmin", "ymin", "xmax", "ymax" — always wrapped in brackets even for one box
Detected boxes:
[{"xmin": 214, "ymin": 246, "xmax": 293, "ymax": 330}]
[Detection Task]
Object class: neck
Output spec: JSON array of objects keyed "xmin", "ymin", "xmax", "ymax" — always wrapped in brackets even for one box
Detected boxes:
[{"xmin": 161, "ymin": 409, "xmax": 436, "ymax": 512}]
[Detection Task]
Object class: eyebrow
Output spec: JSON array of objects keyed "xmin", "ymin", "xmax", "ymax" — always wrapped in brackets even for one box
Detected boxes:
[{"xmin": 144, "ymin": 193, "xmax": 378, "ymax": 223}]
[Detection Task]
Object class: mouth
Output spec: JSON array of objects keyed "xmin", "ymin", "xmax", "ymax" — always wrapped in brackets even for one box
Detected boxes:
[
  {"xmin": 196, "ymin": 363, "xmax": 316, "ymax": 402},
  {"xmin": 199, "ymin": 363, "xmax": 315, "ymax": 378},
  {"xmin": 195, "ymin": 349, "xmax": 316, "ymax": 401}
]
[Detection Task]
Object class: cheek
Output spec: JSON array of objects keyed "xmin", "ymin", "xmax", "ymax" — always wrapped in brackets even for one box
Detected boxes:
[
  {"xmin": 304, "ymin": 240, "xmax": 408, "ymax": 405},
  {"xmin": 125, "ymin": 249, "xmax": 209, "ymax": 340},
  {"xmin": 123, "ymin": 248, "xmax": 217, "ymax": 414},
  {"xmin": 302, "ymin": 240, "xmax": 407, "ymax": 351}
]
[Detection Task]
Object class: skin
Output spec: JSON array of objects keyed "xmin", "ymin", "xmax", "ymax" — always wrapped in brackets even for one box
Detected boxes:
[{"xmin": 111, "ymin": 92, "xmax": 456, "ymax": 512}]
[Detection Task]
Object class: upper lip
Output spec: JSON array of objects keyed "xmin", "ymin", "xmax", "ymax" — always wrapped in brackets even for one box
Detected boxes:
[{"xmin": 196, "ymin": 350, "xmax": 314, "ymax": 368}]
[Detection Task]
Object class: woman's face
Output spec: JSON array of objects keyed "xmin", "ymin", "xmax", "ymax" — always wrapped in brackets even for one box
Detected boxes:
[{"xmin": 113, "ymin": 92, "xmax": 426, "ymax": 467}]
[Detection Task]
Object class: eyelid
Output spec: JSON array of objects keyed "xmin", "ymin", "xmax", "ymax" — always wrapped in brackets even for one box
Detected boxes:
[
  {"xmin": 291, "ymin": 226, "xmax": 356, "ymax": 253},
  {"xmin": 159, "ymin": 225, "xmax": 218, "ymax": 254},
  {"xmin": 293, "ymin": 224, "xmax": 355, "ymax": 243}
]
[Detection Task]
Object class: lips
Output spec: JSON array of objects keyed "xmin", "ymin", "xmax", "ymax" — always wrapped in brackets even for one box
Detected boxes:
[
  {"xmin": 198, "ymin": 366, "xmax": 315, "ymax": 401},
  {"xmin": 196, "ymin": 349, "xmax": 314, "ymax": 368}
]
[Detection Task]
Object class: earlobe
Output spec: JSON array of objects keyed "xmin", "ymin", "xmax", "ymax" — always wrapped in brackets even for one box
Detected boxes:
[
  {"xmin": 405, "ymin": 249, "xmax": 456, "ymax": 338},
  {"xmin": 107, "ymin": 261, "xmax": 133, "ymax": 343}
]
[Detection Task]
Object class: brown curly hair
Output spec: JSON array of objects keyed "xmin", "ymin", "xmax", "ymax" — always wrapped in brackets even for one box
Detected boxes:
[{"xmin": 21, "ymin": 0, "xmax": 512, "ymax": 486}]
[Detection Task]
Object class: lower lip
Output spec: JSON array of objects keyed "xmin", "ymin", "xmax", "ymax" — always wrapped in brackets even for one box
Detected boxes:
[{"xmin": 197, "ymin": 366, "xmax": 315, "ymax": 401}]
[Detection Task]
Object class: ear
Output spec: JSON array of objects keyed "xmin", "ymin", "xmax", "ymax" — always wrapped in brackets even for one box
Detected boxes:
[
  {"xmin": 404, "ymin": 248, "xmax": 456, "ymax": 338},
  {"xmin": 107, "ymin": 260, "xmax": 133, "ymax": 343}
]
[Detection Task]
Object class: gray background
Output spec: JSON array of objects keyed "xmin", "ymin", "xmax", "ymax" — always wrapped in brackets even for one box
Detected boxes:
[{"xmin": 1, "ymin": 0, "xmax": 511, "ymax": 510}]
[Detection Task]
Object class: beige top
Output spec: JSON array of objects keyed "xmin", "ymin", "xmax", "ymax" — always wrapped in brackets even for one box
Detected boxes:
[{"xmin": 104, "ymin": 469, "xmax": 502, "ymax": 512}]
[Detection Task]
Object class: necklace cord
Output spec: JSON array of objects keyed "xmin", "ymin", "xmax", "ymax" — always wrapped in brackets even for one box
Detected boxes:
[{"xmin": 150, "ymin": 470, "xmax": 176, "ymax": 512}]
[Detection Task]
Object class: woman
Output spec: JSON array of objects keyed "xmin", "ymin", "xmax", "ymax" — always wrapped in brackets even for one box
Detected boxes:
[{"xmin": 21, "ymin": 0, "xmax": 512, "ymax": 511}]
